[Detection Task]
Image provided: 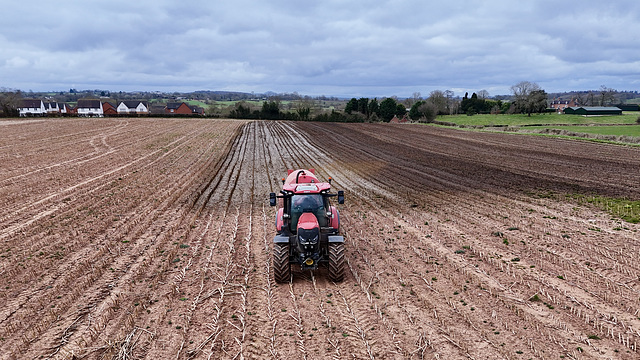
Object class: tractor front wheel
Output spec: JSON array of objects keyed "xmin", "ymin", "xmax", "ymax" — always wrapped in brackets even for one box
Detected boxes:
[
  {"xmin": 328, "ymin": 242, "xmax": 345, "ymax": 282},
  {"xmin": 273, "ymin": 243, "xmax": 290, "ymax": 283}
]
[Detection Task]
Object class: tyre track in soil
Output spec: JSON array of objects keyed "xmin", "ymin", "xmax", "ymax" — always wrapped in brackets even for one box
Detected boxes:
[
  {"xmin": 0, "ymin": 119, "xmax": 247, "ymax": 358},
  {"xmin": 261, "ymin": 121, "xmax": 418, "ymax": 359},
  {"xmin": 87, "ymin": 121, "xmax": 251, "ymax": 360},
  {"xmin": 264, "ymin": 121, "xmax": 376, "ymax": 360},
  {"xmin": 0, "ymin": 119, "xmax": 188, "ymax": 222},
  {"xmin": 0, "ymin": 119, "xmax": 117, "ymax": 167},
  {"xmin": 0, "ymin": 119, "xmax": 132, "ymax": 187},
  {"xmin": 0, "ymin": 120, "xmax": 207, "ymax": 273},
  {"xmin": 271, "ymin": 121, "xmax": 442, "ymax": 358},
  {"xmin": 87, "ymin": 120, "xmax": 253, "ymax": 360},
  {"xmin": 288, "ymin": 121, "xmax": 640, "ymax": 359}
]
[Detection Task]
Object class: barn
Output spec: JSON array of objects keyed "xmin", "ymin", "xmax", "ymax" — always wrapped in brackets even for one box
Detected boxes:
[{"xmin": 564, "ymin": 106, "xmax": 622, "ymax": 116}]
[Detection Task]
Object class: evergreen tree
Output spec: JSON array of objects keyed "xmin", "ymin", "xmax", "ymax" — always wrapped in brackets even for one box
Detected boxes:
[
  {"xmin": 368, "ymin": 98, "xmax": 379, "ymax": 117},
  {"xmin": 379, "ymin": 98, "xmax": 398, "ymax": 122},
  {"xmin": 345, "ymin": 98, "xmax": 358, "ymax": 114}
]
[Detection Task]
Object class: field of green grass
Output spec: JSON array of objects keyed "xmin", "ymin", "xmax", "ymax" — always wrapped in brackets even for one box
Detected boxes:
[
  {"xmin": 438, "ymin": 112, "xmax": 639, "ymax": 126},
  {"xmin": 185, "ymin": 100, "xmax": 209, "ymax": 108}
]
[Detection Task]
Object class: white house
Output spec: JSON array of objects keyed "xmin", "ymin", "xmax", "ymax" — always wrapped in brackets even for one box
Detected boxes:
[
  {"xmin": 44, "ymin": 102, "xmax": 60, "ymax": 114},
  {"xmin": 117, "ymin": 100, "xmax": 150, "ymax": 114},
  {"xmin": 76, "ymin": 99, "xmax": 104, "ymax": 117},
  {"xmin": 18, "ymin": 99, "xmax": 47, "ymax": 117}
]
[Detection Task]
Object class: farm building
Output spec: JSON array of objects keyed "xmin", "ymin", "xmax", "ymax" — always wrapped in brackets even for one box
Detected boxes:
[
  {"xmin": 615, "ymin": 104, "xmax": 640, "ymax": 111},
  {"xmin": 18, "ymin": 99, "xmax": 46, "ymax": 116},
  {"xmin": 564, "ymin": 106, "xmax": 622, "ymax": 116}
]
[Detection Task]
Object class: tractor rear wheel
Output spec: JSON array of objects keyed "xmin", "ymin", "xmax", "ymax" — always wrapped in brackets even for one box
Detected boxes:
[
  {"xmin": 273, "ymin": 243, "xmax": 290, "ymax": 283},
  {"xmin": 328, "ymin": 242, "xmax": 345, "ymax": 282}
]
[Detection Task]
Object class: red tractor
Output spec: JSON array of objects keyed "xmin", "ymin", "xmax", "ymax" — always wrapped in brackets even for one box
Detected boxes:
[{"xmin": 270, "ymin": 169, "xmax": 345, "ymax": 283}]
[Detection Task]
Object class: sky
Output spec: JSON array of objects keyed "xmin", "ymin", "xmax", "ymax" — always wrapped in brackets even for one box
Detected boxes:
[{"xmin": 2, "ymin": 1, "xmax": 640, "ymax": 98}]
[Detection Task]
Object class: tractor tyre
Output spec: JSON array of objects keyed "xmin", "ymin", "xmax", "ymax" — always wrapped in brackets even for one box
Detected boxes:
[
  {"xmin": 273, "ymin": 243, "xmax": 290, "ymax": 283},
  {"xmin": 328, "ymin": 242, "xmax": 345, "ymax": 282}
]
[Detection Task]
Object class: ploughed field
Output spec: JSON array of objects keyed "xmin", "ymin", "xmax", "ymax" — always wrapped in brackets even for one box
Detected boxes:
[{"xmin": 1, "ymin": 118, "xmax": 640, "ymax": 359}]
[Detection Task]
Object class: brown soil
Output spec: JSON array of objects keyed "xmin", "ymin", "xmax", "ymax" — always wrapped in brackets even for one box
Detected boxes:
[{"xmin": 1, "ymin": 118, "xmax": 639, "ymax": 359}]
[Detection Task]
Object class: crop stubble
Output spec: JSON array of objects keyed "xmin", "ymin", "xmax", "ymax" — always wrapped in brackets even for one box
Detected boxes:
[{"xmin": 1, "ymin": 118, "xmax": 639, "ymax": 359}]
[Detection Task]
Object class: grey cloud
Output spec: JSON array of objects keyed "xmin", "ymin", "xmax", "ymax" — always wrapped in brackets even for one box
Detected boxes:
[{"xmin": 1, "ymin": 0, "xmax": 640, "ymax": 96}]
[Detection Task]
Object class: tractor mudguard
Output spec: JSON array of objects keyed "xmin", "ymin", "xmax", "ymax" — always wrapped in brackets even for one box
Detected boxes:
[
  {"xmin": 273, "ymin": 234, "xmax": 289, "ymax": 244},
  {"xmin": 329, "ymin": 206, "xmax": 340, "ymax": 230},
  {"xmin": 328, "ymin": 235, "xmax": 344, "ymax": 243},
  {"xmin": 275, "ymin": 208, "xmax": 284, "ymax": 231}
]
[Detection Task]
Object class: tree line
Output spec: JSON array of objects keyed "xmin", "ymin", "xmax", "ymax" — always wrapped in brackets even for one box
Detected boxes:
[
  {"xmin": 226, "ymin": 81, "xmax": 553, "ymax": 123},
  {"xmin": 2, "ymin": 82, "xmax": 633, "ymax": 120}
]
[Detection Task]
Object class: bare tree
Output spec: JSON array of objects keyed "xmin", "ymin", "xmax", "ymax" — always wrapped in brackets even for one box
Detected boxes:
[
  {"xmin": 510, "ymin": 81, "xmax": 546, "ymax": 116},
  {"xmin": 427, "ymin": 90, "xmax": 448, "ymax": 115},
  {"xmin": 599, "ymin": 85, "xmax": 616, "ymax": 106},
  {"xmin": 0, "ymin": 88, "xmax": 21, "ymax": 117},
  {"xmin": 477, "ymin": 89, "xmax": 489, "ymax": 99},
  {"xmin": 510, "ymin": 81, "xmax": 540, "ymax": 100},
  {"xmin": 444, "ymin": 90, "xmax": 455, "ymax": 114},
  {"xmin": 295, "ymin": 98, "xmax": 316, "ymax": 121}
]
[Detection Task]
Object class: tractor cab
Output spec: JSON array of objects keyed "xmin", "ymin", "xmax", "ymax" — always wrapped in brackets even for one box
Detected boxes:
[{"xmin": 290, "ymin": 193, "xmax": 327, "ymax": 230}]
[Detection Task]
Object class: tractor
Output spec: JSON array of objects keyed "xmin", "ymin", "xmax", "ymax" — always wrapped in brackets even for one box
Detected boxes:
[{"xmin": 269, "ymin": 169, "xmax": 345, "ymax": 283}]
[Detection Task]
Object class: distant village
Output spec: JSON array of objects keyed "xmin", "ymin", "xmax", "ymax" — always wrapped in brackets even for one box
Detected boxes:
[{"xmin": 18, "ymin": 99, "xmax": 205, "ymax": 117}]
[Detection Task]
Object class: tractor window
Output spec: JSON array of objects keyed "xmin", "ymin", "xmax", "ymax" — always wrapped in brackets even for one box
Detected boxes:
[{"xmin": 290, "ymin": 194, "xmax": 327, "ymax": 231}]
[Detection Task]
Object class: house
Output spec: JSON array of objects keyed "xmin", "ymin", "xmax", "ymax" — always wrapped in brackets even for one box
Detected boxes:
[
  {"xmin": 18, "ymin": 99, "xmax": 46, "ymax": 117},
  {"xmin": 102, "ymin": 102, "xmax": 118, "ymax": 116},
  {"xmin": 550, "ymin": 99, "xmax": 578, "ymax": 113},
  {"xmin": 165, "ymin": 102, "xmax": 193, "ymax": 115},
  {"xmin": 44, "ymin": 102, "xmax": 60, "ymax": 114},
  {"xmin": 389, "ymin": 115, "xmax": 409, "ymax": 123},
  {"xmin": 76, "ymin": 99, "xmax": 104, "ymax": 117},
  {"xmin": 564, "ymin": 106, "xmax": 622, "ymax": 116},
  {"xmin": 150, "ymin": 104, "xmax": 167, "ymax": 115},
  {"xmin": 117, "ymin": 100, "xmax": 150, "ymax": 114},
  {"xmin": 189, "ymin": 105, "xmax": 205, "ymax": 116}
]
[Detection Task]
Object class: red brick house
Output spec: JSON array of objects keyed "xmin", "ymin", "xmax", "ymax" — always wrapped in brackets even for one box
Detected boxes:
[
  {"xmin": 390, "ymin": 115, "xmax": 409, "ymax": 123},
  {"xmin": 165, "ymin": 102, "xmax": 192, "ymax": 115},
  {"xmin": 550, "ymin": 99, "xmax": 578, "ymax": 113},
  {"xmin": 102, "ymin": 102, "xmax": 117, "ymax": 115}
]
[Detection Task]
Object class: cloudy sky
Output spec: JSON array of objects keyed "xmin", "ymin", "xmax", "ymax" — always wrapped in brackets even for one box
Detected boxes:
[{"xmin": 2, "ymin": 1, "xmax": 639, "ymax": 98}]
